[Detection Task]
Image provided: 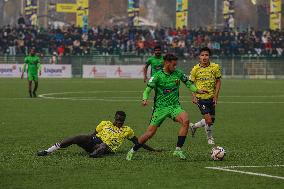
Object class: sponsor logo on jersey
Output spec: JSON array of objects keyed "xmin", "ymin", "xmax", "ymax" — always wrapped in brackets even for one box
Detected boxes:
[{"xmin": 163, "ymin": 87, "xmax": 177, "ymax": 94}]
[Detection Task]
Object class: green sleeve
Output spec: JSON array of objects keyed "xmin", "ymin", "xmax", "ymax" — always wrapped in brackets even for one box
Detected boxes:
[
  {"xmin": 37, "ymin": 63, "xmax": 41, "ymax": 71},
  {"xmin": 143, "ymin": 87, "xmax": 152, "ymax": 100},
  {"xmin": 23, "ymin": 57, "xmax": 27, "ymax": 72},
  {"xmin": 146, "ymin": 57, "xmax": 151, "ymax": 65},
  {"xmin": 23, "ymin": 63, "xmax": 27, "ymax": 72},
  {"xmin": 186, "ymin": 80, "xmax": 198, "ymax": 92},
  {"xmin": 37, "ymin": 57, "xmax": 41, "ymax": 71}
]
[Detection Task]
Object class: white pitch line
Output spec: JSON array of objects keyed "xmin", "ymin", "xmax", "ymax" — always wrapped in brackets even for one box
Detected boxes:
[
  {"xmin": 37, "ymin": 96, "xmax": 284, "ymax": 103},
  {"xmin": 214, "ymin": 165, "xmax": 284, "ymax": 168},
  {"xmin": 34, "ymin": 91, "xmax": 284, "ymax": 103},
  {"xmin": 205, "ymin": 165, "xmax": 284, "ymax": 180},
  {"xmin": 0, "ymin": 97, "xmax": 32, "ymax": 100}
]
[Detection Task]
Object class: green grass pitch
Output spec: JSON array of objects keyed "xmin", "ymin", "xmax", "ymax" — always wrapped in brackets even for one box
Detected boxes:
[{"xmin": 0, "ymin": 78, "xmax": 283, "ymax": 189}]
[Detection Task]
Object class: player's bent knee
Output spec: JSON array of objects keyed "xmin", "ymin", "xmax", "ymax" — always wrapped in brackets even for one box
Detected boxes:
[{"xmin": 204, "ymin": 116, "xmax": 212, "ymax": 125}]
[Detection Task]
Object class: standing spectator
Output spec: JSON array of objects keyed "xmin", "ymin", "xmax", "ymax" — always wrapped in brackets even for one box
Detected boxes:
[
  {"xmin": 30, "ymin": 12, "xmax": 38, "ymax": 27},
  {"xmin": 50, "ymin": 52, "xmax": 58, "ymax": 64},
  {"xmin": 57, "ymin": 45, "xmax": 65, "ymax": 62},
  {"xmin": 18, "ymin": 15, "xmax": 26, "ymax": 28}
]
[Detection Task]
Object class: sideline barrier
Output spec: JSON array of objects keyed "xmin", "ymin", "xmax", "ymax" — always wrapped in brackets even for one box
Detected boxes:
[
  {"xmin": 83, "ymin": 65, "xmax": 144, "ymax": 78},
  {"xmin": 0, "ymin": 64, "xmax": 72, "ymax": 78}
]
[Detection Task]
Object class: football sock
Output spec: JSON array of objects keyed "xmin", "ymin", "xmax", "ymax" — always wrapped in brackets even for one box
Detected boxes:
[
  {"xmin": 133, "ymin": 143, "xmax": 143, "ymax": 151},
  {"xmin": 29, "ymin": 90, "xmax": 32, "ymax": 98},
  {"xmin": 192, "ymin": 119, "xmax": 206, "ymax": 129},
  {"xmin": 46, "ymin": 143, "xmax": 61, "ymax": 153},
  {"xmin": 175, "ymin": 147, "xmax": 181, "ymax": 151},
  {"xmin": 205, "ymin": 124, "xmax": 214, "ymax": 139},
  {"xmin": 176, "ymin": 136, "xmax": 186, "ymax": 148}
]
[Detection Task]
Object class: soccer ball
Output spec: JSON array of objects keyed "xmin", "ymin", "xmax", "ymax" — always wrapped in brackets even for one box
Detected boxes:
[{"xmin": 211, "ymin": 146, "xmax": 226, "ymax": 161}]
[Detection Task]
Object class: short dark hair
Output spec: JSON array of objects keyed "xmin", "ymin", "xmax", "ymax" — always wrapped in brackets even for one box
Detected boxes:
[
  {"xmin": 199, "ymin": 47, "xmax": 211, "ymax": 56},
  {"xmin": 154, "ymin": 46, "xmax": 161, "ymax": 51},
  {"xmin": 163, "ymin": 53, "xmax": 178, "ymax": 61},
  {"xmin": 115, "ymin": 111, "xmax": 126, "ymax": 117}
]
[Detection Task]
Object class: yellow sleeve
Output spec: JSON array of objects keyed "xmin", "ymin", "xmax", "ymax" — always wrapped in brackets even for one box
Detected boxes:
[
  {"xmin": 189, "ymin": 66, "xmax": 197, "ymax": 82},
  {"xmin": 215, "ymin": 64, "xmax": 222, "ymax": 79},
  {"xmin": 125, "ymin": 127, "xmax": 135, "ymax": 139},
  {"xmin": 96, "ymin": 121, "xmax": 106, "ymax": 133}
]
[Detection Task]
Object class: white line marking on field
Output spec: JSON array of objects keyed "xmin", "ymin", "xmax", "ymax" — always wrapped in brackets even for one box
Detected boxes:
[
  {"xmin": 37, "ymin": 91, "xmax": 284, "ymax": 103},
  {"xmin": 205, "ymin": 165, "xmax": 284, "ymax": 180},
  {"xmin": 215, "ymin": 165, "xmax": 284, "ymax": 168},
  {"xmin": 0, "ymin": 97, "xmax": 31, "ymax": 100}
]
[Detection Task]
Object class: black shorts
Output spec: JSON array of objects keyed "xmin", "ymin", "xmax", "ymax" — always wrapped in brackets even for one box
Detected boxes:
[
  {"xmin": 89, "ymin": 136, "xmax": 112, "ymax": 157},
  {"xmin": 79, "ymin": 136, "xmax": 104, "ymax": 153},
  {"xmin": 197, "ymin": 98, "xmax": 215, "ymax": 115}
]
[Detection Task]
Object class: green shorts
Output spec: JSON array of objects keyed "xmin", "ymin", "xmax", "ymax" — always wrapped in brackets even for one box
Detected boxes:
[
  {"xmin": 28, "ymin": 74, "xmax": 38, "ymax": 81},
  {"xmin": 150, "ymin": 105, "xmax": 185, "ymax": 126}
]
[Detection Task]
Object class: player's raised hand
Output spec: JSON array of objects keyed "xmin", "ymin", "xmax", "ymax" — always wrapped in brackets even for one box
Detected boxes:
[
  {"xmin": 196, "ymin": 89, "xmax": 208, "ymax": 94},
  {"xmin": 142, "ymin": 99, "xmax": 148, "ymax": 106},
  {"xmin": 143, "ymin": 77, "xmax": 148, "ymax": 83},
  {"xmin": 213, "ymin": 95, "xmax": 218, "ymax": 106},
  {"xmin": 192, "ymin": 95, "xmax": 198, "ymax": 104}
]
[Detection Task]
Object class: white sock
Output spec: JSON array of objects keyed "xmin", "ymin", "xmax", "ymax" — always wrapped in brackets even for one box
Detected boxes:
[
  {"xmin": 175, "ymin": 147, "xmax": 181, "ymax": 151},
  {"xmin": 204, "ymin": 124, "xmax": 214, "ymax": 139},
  {"xmin": 46, "ymin": 143, "xmax": 61, "ymax": 153},
  {"xmin": 129, "ymin": 148, "xmax": 135, "ymax": 153},
  {"xmin": 193, "ymin": 119, "xmax": 206, "ymax": 129}
]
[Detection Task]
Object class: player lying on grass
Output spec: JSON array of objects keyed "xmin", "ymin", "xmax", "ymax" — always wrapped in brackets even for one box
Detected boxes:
[
  {"xmin": 126, "ymin": 53, "xmax": 208, "ymax": 161},
  {"xmin": 37, "ymin": 111, "xmax": 157, "ymax": 158}
]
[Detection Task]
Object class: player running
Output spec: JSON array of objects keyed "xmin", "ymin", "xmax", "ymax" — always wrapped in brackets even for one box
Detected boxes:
[
  {"xmin": 37, "ymin": 111, "xmax": 157, "ymax": 158},
  {"xmin": 21, "ymin": 47, "xmax": 41, "ymax": 98},
  {"xmin": 143, "ymin": 46, "xmax": 164, "ymax": 83},
  {"xmin": 189, "ymin": 47, "xmax": 222, "ymax": 145},
  {"xmin": 126, "ymin": 53, "xmax": 207, "ymax": 160}
]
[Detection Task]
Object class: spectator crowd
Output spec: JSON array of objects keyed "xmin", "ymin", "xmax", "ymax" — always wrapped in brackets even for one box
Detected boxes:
[{"xmin": 0, "ymin": 24, "xmax": 283, "ymax": 58}]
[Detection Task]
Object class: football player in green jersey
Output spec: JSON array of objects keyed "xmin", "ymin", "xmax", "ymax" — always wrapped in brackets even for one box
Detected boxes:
[
  {"xmin": 189, "ymin": 47, "xmax": 222, "ymax": 145},
  {"xmin": 37, "ymin": 111, "xmax": 158, "ymax": 158},
  {"xmin": 143, "ymin": 46, "xmax": 164, "ymax": 83},
  {"xmin": 126, "ymin": 54, "xmax": 208, "ymax": 160},
  {"xmin": 21, "ymin": 48, "xmax": 41, "ymax": 98}
]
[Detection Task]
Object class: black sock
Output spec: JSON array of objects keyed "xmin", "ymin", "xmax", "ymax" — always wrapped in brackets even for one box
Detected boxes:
[
  {"xmin": 176, "ymin": 136, "xmax": 186, "ymax": 148},
  {"xmin": 133, "ymin": 143, "xmax": 143, "ymax": 151}
]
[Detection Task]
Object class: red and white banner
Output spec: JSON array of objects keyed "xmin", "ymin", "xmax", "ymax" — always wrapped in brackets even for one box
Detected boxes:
[
  {"xmin": 0, "ymin": 64, "xmax": 72, "ymax": 78},
  {"xmin": 83, "ymin": 65, "xmax": 145, "ymax": 78}
]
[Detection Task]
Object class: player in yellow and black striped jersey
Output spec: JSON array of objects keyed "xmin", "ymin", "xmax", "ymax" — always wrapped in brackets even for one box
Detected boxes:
[
  {"xmin": 189, "ymin": 47, "xmax": 222, "ymax": 145},
  {"xmin": 37, "ymin": 111, "xmax": 157, "ymax": 158}
]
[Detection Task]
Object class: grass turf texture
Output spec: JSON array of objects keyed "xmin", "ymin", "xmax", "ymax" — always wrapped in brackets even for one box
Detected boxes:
[{"xmin": 0, "ymin": 78, "xmax": 283, "ymax": 189}]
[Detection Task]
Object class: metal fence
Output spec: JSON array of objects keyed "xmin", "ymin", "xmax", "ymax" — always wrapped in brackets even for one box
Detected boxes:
[{"xmin": 0, "ymin": 55, "xmax": 283, "ymax": 79}]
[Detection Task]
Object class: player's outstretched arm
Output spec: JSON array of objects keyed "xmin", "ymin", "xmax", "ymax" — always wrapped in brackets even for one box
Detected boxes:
[
  {"xmin": 142, "ymin": 86, "xmax": 152, "ymax": 106},
  {"xmin": 129, "ymin": 136, "xmax": 158, "ymax": 152},
  {"xmin": 21, "ymin": 63, "xmax": 27, "ymax": 79},
  {"xmin": 186, "ymin": 80, "xmax": 208, "ymax": 94},
  {"xmin": 191, "ymin": 92, "xmax": 198, "ymax": 104},
  {"xmin": 213, "ymin": 79, "xmax": 221, "ymax": 105},
  {"xmin": 143, "ymin": 64, "xmax": 149, "ymax": 83}
]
